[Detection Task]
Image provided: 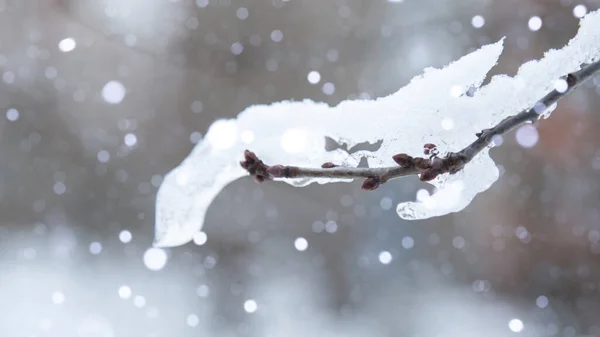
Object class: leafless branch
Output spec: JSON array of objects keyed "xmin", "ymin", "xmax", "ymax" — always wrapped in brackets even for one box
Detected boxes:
[{"xmin": 241, "ymin": 60, "xmax": 600, "ymax": 190}]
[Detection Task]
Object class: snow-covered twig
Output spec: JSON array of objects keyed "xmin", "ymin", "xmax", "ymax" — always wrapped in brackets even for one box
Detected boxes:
[
  {"xmin": 154, "ymin": 10, "xmax": 600, "ymax": 247},
  {"xmin": 241, "ymin": 60, "xmax": 600, "ymax": 190}
]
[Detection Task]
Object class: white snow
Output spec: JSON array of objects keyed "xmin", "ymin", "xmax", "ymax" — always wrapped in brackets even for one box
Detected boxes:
[
  {"xmin": 143, "ymin": 248, "xmax": 168, "ymax": 271},
  {"xmin": 6, "ymin": 108, "xmax": 19, "ymax": 121},
  {"xmin": 58, "ymin": 38, "xmax": 76, "ymax": 52},
  {"xmin": 118, "ymin": 285, "xmax": 132, "ymax": 299},
  {"xmin": 187, "ymin": 314, "xmax": 200, "ymax": 327},
  {"xmin": 528, "ymin": 16, "xmax": 542, "ymax": 31},
  {"xmin": 378, "ymin": 251, "xmax": 392, "ymax": 264},
  {"xmin": 89, "ymin": 242, "xmax": 102, "ymax": 254},
  {"xmin": 536, "ymin": 295, "xmax": 548, "ymax": 308},
  {"xmin": 52, "ymin": 291, "xmax": 65, "ymax": 305},
  {"xmin": 508, "ymin": 318, "xmax": 524, "ymax": 332},
  {"xmin": 243, "ymin": 299, "xmax": 258, "ymax": 313},
  {"xmin": 193, "ymin": 231, "xmax": 207, "ymax": 246},
  {"xmin": 118, "ymin": 230, "xmax": 132, "ymax": 243},
  {"xmin": 102, "ymin": 81, "xmax": 126, "ymax": 104},
  {"xmin": 515, "ymin": 124, "xmax": 539, "ymax": 148},
  {"xmin": 294, "ymin": 237, "xmax": 308, "ymax": 251},
  {"xmin": 471, "ymin": 15, "xmax": 485, "ymax": 28},
  {"xmin": 574, "ymin": 5, "xmax": 587, "ymax": 19},
  {"xmin": 154, "ymin": 10, "xmax": 600, "ymax": 247},
  {"xmin": 307, "ymin": 71, "xmax": 321, "ymax": 84}
]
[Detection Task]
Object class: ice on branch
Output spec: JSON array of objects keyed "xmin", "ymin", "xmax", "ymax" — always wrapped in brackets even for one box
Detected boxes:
[{"xmin": 155, "ymin": 10, "xmax": 600, "ymax": 247}]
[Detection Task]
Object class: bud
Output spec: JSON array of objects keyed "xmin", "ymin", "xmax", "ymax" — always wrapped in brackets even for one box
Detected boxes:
[
  {"xmin": 321, "ymin": 162, "xmax": 337, "ymax": 168},
  {"xmin": 240, "ymin": 161, "xmax": 249, "ymax": 169},
  {"xmin": 253, "ymin": 175, "xmax": 266, "ymax": 183},
  {"xmin": 267, "ymin": 165, "xmax": 286, "ymax": 178},
  {"xmin": 244, "ymin": 149, "xmax": 258, "ymax": 162},
  {"xmin": 392, "ymin": 153, "xmax": 413, "ymax": 168},
  {"xmin": 361, "ymin": 176, "xmax": 380, "ymax": 191},
  {"xmin": 419, "ymin": 169, "xmax": 438, "ymax": 182},
  {"xmin": 423, "ymin": 143, "xmax": 438, "ymax": 156},
  {"xmin": 566, "ymin": 73, "xmax": 577, "ymax": 87}
]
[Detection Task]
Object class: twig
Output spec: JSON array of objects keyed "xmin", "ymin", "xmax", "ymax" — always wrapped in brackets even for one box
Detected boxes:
[{"xmin": 241, "ymin": 60, "xmax": 600, "ymax": 190}]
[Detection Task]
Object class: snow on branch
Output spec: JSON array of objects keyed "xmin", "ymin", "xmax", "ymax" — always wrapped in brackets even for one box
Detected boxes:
[
  {"xmin": 154, "ymin": 10, "xmax": 600, "ymax": 248},
  {"xmin": 243, "ymin": 60, "xmax": 600, "ymax": 190}
]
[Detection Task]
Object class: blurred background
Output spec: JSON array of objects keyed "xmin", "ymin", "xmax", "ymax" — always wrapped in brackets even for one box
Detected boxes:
[{"xmin": 1, "ymin": 0, "xmax": 600, "ymax": 336}]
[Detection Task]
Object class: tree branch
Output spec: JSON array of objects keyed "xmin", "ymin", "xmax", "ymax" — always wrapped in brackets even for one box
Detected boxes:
[{"xmin": 240, "ymin": 60, "xmax": 600, "ymax": 190}]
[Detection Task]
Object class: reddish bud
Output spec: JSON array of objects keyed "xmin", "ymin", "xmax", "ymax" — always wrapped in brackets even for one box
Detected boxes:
[
  {"xmin": 244, "ymin": 149, "xmax": 258, "ymax": 162},
  {"xmin": 240, "ymin": 161, "xmax": 249, "ymax": 169},
  {"xmin": 361, "ymin": 176, "xmax": 380, "ymax": 191},
  {"xmin": 267, "ymin": 165, "xmax": 286, "ymax": 178},
  {"xmin": 321, "ymin": 162, "xmax": 337, "ymax": 168},
  {"xmin": 392, "ymin": 153, "xmax": 413, "ymax": 168},
  {"xmin": 419, "ymin": 169, "xmax": 438, "ymax": 182},
  {"xmin": 423, "ymin": 143, "xmax": 438, "ymax": 156}
]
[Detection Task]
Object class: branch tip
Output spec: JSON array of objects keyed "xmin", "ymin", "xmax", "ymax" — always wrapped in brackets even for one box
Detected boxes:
[{"xmin": 241, "ymin": 149, "xmax": 271, "ymax": 183}]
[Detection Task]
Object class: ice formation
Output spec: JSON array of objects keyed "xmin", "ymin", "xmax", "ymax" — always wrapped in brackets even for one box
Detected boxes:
[{"xmin": 155, "ymin": 10, "xmax": 600, "ymax": 247}]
